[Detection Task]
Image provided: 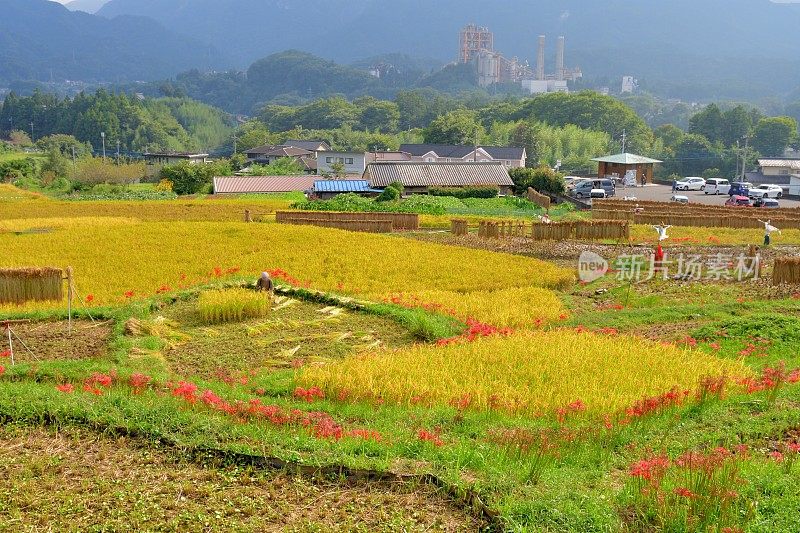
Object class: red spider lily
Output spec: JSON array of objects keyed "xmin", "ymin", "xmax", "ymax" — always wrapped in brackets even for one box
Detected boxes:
[
  {"xmin": 172, "ymin": 381, "xmax": 199, "ymax": 403},
  {"xmin": 0, "ymin": 350, "xmax": 10, "ymax": 358},
  {"xmin": 155, "ymin": 284, "xmax": 172, "ymax": 294},
  {"xmin": 770, "ymin": 450, "xmax": 785, "ymax": 462},
  {"xmin": 558, "ymin": 313, "xmax": 569, "ymax": 321},
  {"xmin": 628, "ymin": 455, "xmax": 669, "ymax": 480},
  {"xmin": 179, "ymin": 273, "xmax": 187, "ymax": 281},
  {"xmin": 598, "ymin": 327, "xmax": 619, "ymax": 336},
  {"xmin": 85, "ymin": 372, "xmax": 113, "ymax": 388},
  {"xmin": 574, "ymin": 325, "xmax": 589, "ymax": 333},
  {"xmin": 225, "ymin": 266, "xmax": 241, "ymax": 275},
  {"xmin": 85, "ymin": 294, "xmax": 95, "ymax": 303},
  {"xmin": 293, "ymin": 386, "xmax": 325, "ymax": 403},
  {"xmin": 417, "ymin": 428, "xmax": 444, "ymax": 447},
  {"xmin": 449, "ymin": 393, "xmax": 472, "ymax": 410},
  {"xmin": 56, "ymin": 383, "xmax": 75, "ymax": 393},
  {"xmin": 123, "ymin": 290, "xmax": 135, "ymax": 299},
  {"xmin": 348, "ymin": 429, "xmax": 382, "ymax": 442},
  {"xmin": 0, "ymin": 365, "xmax": 5, "ymax": 376},
  {"xmin": 212, "ymin": 266, "xmax": 223, "ymax": 277},
  {"xmin": 788, "ymin": 443, "xmax": 800, "ymax": 453},
  {"xmin": 129, "ymin": 373, "xmax": 151, "ymax": 393},
  {"xmin": 678, "ymin": 336, "xmax": 698, "ymax": 348},
  {"xmin": 674, "ymin": 487, "xmax": 696, "ymax": 498},
  {"xmin": 709, "ymin": 342, "xmax": 721, "ymax": 351}
]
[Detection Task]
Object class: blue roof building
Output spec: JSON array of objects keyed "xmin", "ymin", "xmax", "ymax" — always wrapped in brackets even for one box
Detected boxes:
[{"xmin": 312, "ymin": 180, "xmax": 381, "ymax": 198}]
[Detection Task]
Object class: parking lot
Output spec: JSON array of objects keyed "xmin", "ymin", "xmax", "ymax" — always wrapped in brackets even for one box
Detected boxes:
[{"xmin": 609, "ymin": 184, "xmax": 800, "ymax": 208}]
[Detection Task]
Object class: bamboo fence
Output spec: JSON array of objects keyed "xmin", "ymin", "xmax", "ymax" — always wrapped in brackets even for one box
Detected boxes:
[
  {"xmin": 0, "ymin": 267, "xmax": 64, "ymax": 305},
  {"xmin": 593, "ymin": 209, "xmax": 800, "ymax": 230},
  {"xmin": 276, "ymin": 211, "xmax": 419, "ymax": 231},
  {"xmin": 277, "ymin": 217, "xmax": 393, "ymax": 233},
  {"xmin": 472, "ymin": 219, "xmax": 628, "ymax": 241},
  {"xmin": 773, "ymin": 257, "xmax": 800, "ymax": 285}
]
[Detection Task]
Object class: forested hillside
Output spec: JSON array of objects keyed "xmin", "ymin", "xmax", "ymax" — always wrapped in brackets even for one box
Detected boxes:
[{"xmin": 0, "ymin": 91, "xmax": 232, "ymax": 153}]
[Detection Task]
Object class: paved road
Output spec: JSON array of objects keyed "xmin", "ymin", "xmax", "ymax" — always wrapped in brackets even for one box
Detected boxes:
[{"xmin": 609, "ymin": 184, "xmax": 800, "ymax": 208}]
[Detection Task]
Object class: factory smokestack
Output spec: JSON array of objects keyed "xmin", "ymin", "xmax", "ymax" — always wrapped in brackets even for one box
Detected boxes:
[
  {"xmin": 556, "ymin": 36, "xmax": 565, "ymax": 81},
  {"xmin": 536, "ymin": 35, "xmax": 546, "ymax": 81}
]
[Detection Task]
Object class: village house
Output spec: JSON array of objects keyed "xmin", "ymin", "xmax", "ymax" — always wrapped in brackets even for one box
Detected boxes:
[
  {"xmin": 143, "ymin": 151, "xmax": 209, "ymax": 178},
  {"xmin": 212, "ymin": 175, "xmax": 316, "ymax": 195},
  {"xmin": 363, "ymin": 161, "xmax": 515, "ymax": 195},
  {"xmin": 592, "ymin": 153, "xmax": 662, "ymax": 185},
  {"xmin": 399, "ymin": 144, "xmax": 527, "ymax": 168}
]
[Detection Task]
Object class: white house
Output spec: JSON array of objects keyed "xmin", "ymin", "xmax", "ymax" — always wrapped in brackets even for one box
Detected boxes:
[
  {"xmin": 316, "ymin": 151, "xmax": 368, "ymax": 176},
  {"xmin": 399, "ymin": 144, "xmax": 527, "ymax": 168}
]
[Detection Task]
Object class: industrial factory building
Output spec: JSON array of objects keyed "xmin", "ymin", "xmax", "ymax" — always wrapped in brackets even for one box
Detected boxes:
[{"xmin": 458, "ymin": 24, "xmax": 582, "ymax": 93}]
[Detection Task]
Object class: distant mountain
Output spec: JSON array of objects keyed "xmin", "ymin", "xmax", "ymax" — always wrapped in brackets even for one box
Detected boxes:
[
  {"xmin": 0, "ymin": 0, "xmax": 229, "ymax": 83},
  {"xmin": 65, "ymin": 0, "xmax": 110, "ymax": 14},
  {"xmin": 97, "ymin": 0, "xmax": 800, "ymax": 100}
]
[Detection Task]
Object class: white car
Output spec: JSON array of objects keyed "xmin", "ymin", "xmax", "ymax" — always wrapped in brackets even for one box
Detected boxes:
[
  {"xmin": 748, "ymin": 184, "xmax": 783, "ymax": 199},
  {"xmin": 671, "ymin": 195, "xmax": 689, "ymax": 204},
  {"xmin": 704, "ymin": 178, "xmax": 731, "ymax": 195},
  {"xmin": 675, "ymin": 177, "xmax": 706, "ymax": 191}
]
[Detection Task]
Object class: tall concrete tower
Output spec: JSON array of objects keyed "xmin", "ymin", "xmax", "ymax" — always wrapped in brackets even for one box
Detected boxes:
[
  {"xmin": 536, "ymin": 35, "xmax": 546, "ymax": 80},
  {"xmin": 555, "ymin": 36, "xmax": 565, "ymax": 81}
]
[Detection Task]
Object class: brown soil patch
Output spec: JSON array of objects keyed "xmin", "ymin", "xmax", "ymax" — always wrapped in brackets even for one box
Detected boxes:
[
  {"xmin": 0, "ymin": 425, "xmax": 484, "ymax": 532},
  {"xmin": 2, "ymin": 320, "xmax": 111, "ymax": 363}
]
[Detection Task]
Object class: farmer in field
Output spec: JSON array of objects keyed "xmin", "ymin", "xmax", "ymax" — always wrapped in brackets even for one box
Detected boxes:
[{"xmin": 256, "ymin": 272, "xmax": 274, "ymax": 292}]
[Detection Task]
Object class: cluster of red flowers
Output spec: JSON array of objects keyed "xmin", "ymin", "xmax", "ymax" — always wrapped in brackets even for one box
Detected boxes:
[
  {"xmin": 449, "ymin": 393, "xmax": 472, "ymax": 410},
  {"xmin": 210, "ymin": 266, "xmax": 241, "ymax": 278},
  {"xmin": 417, "ymin": 428, "xmax": 444, "ymax": 447},
  {"xmin": 0, "ymin": 350, "xmax": 10, "ymax": 358},
  {"xmin": 436, "ymin": 318, "xmax": 513, "ymax": 347},
  {"xmin": 738, "ymin": 362, "xmax": 800, "ymax": 395},
  {"xmin": 0, "ymin": 365, "xmax": 5, "ymax": 377},
  {"xmin": 293, "ymin": 386, "xmax": 325, "ymax": 403},
  {"xmin": 621, "ymin": 388, "xmax": 690, "ymax": 423},
  {"xmin": 678, "ymin": 336, "xmax": 698, "ymax": 348},
  {"xmin": 268, "ymin": 269, "xmax": 311, "ymax": 288},
  {"xmin": 597, "ymin": 303, "xmax": 624, "ymax": 311},
  {"xmin": 129, "ymin": 373, "xmax": 151, "ymax": 394},
  {"xmin": 629, "ymin": 454, "xmax": 670, "ymax": 481},
  {"xmin": 385, "ymin": 294, "xmax": 458, "ymax": 318},
  {"xmin": 214, "ymin": 368, "xmax": 253, "ymax": 386},
  {"xmin": 556, "ymin": 399, "xmax": 587, "ymax": 423},
  {"xmin": 738, "ymin": 337, "xmax": 771, "ymax": 358},
  {"xmin": 82, "ymin": 372, "xmax": 114, "ymax": 395}
]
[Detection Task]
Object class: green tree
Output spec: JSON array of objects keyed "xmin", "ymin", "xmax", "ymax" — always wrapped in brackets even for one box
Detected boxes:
[
  {"xmin": 508, "ymin": 166, "xmax": 565, "ymax": 196},
  {"xmin": 8, "ymin": 130, "xmax": 32, "ymax": 147},
  {"xmin": 423, "ymin": 109, "xmax": 485, "ymax": 145},
  {"xmin": 354, "ymin": 96, "xmax": 400, "ymax": 133},
  {"xmin": 689, "ymin": 103, "xmax": 724, "ymax": 144},
  {"xmin": 671, "ymin": 134, "xmax": 721, "ymax": 176},
  {"xmin": 653, "ymin": 124, "xmax": 684, "ymax": 153},
  {"xmin": 752, "ymin": 116, "xmax": 798, "ymax": 157},
  {"xmin": 69, "ymin": 157, "xmax": 147, "ymax": 187},
  {"xmin": 161, "ymin": 160, "xmax": 232, "ymax": 195},
  {"xmin": 36, "ymin": 134, "xmax": 91, "ymax": 158}
]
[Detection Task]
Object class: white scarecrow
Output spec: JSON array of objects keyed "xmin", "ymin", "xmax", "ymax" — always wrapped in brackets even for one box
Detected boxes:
[
  {"xmin": 652, "ymin": 224, "xmax": 672, "ymax": 242},
  {"xmin": 757, "ymin": 219, "xmax": 781, "ymax": 246}
]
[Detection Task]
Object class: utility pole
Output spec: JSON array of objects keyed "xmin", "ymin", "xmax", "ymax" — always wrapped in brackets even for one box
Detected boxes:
[
  {"xmin": 71, "ymin": 146, "xmax": 76, "ymax": 165},
  {"xmin": 101, "ymin": 132, "xmax": 106, "ymax": 161},
  {"xmin": 735, "ymin": 140, "xmax": 740, "ymax": 179},
  {"xmin": 29, "ymin": 121, "xmax": 34, "ymax": 141},
  {"xmin": 116, "ymin": 140, "xmax": 120, "ymax": 163},
  {"xmin": 621, "ymin": 129, "xmax": 627, "ymax": 153},
  {"xmin": 740, "ymin": 136, "xmax": 750, "ymax": 182}
]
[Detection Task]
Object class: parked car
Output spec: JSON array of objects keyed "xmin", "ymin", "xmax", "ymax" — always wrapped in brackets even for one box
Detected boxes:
[
  {"xmin": 670, "ymin": 195, "xmax": 689, "ymax": 204},
  {"xmin": 753, "ymin": 197, "xmax": 780, "ymax": 208},
  {"xmin": 704, "ymin": 178, "xmax": 731, "ymax": 195},
  {"xmin": 573, "ymin": 178, "xmax": 615, "ymax": 199},
  {"xmin": 729, "ymin": 182, "xmax": 753, "ymax": 197},
  {"xmin": 675, "ymin": 177, "xmax": 706, "ymax": 191},
  {"xmin": 748, "ymin": 184, "xmax": 783, "ymax": 199},
  {"xmin": 590, "ymin": 188, "xmax": 607, "ymax": 199},
  {"xmin": 725, "ymin": 195, "xmax": 751, "ymax": 207}
]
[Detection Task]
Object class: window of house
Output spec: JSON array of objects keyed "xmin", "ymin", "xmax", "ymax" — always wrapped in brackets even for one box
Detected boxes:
[
  {"xmin": 781, "ymin": 169, "xmax": 790, "ymax": 175},
  {"xmin": 346, "ymin": 158, "xmax": 354, "ymax": 164},
  {"xmin": 326, "ymin": 157, "xmax": 333, "ymax": 163}
]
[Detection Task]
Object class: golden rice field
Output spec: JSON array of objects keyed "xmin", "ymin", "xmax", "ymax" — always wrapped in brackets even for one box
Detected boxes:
[
  {"xmin": 300, "ymin": 330, "xmax": 749, "ymax": 415},
  {"xmin": 374, "ymin": 286, "xmax": 568, "ymax": 329},
  {"xmin": 630, "ymin": 224, "xmax": 800, "ymax": 245},
  {"xmin": 0, "ymin": 185, "xmax": 294, "ymax": 222},
  {"xmin": 0, "ymin": 217, "xmax": 573, "ymax": 311}
]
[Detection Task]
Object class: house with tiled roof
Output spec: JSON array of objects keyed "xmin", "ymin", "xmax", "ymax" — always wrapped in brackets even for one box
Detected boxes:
[
  {"xmin": 399, "ymin": 144, "xmax": 526, "ymax": 168},
  {"xmin": 364, "ymin": 161, "xmax": 514, "ymax": 195}
]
